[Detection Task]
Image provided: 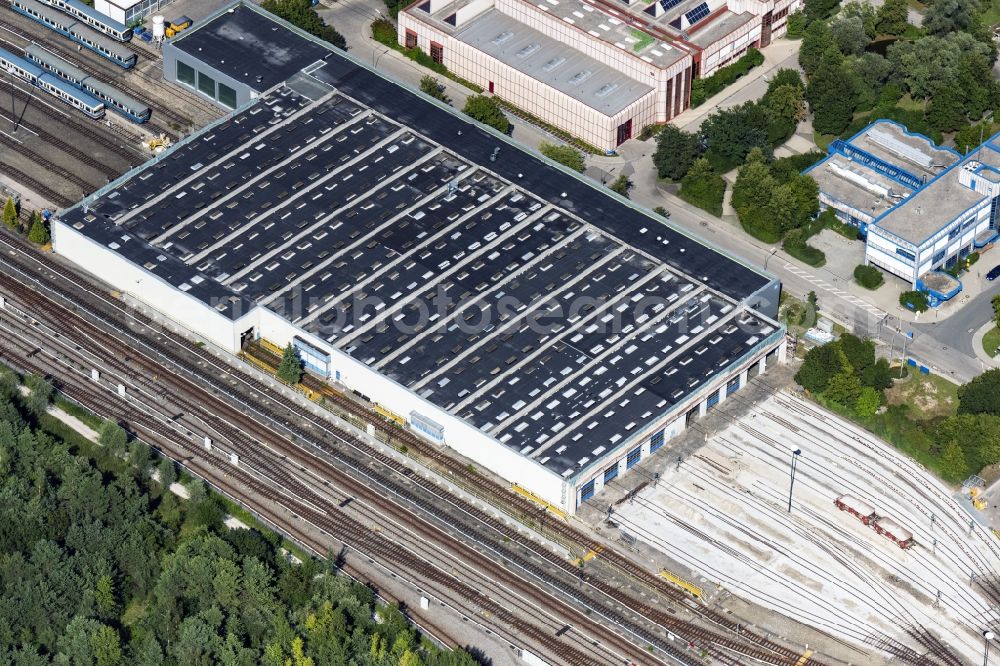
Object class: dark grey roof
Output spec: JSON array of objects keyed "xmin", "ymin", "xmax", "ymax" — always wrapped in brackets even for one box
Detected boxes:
[
  {"xmin": 170, "ymin": 3, "xmax": 330, "ymax": 92},
  {"xmin": 59, "ymin": 34, "xmax": 780, "ymax": 479}
]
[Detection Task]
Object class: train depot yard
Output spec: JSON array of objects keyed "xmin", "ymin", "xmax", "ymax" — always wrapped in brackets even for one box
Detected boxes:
[
  {"xmin": 608, "ymin": 381, "xmax": 1000, "ymax": 664},
  {"xmin": 0, "ymin": 0, "xmax": 223, "ymax": 208},
  {"xmin": 2, "ymin": 0, "xmax": 999, "ymax": 663}
]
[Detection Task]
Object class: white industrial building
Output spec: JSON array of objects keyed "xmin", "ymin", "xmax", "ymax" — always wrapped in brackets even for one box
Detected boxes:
[
  {"xmin": 398, "ymin": 0, "xmax": 798, "ymax": 151},
  {"xmin": 94, "ymin": 0, "xmax": 171, "ymax": 25},
  {"xmin": 807, "ymin": 120, "xmax": 1000, "ymax": 303},
  {"xmin": 54, "ymin": 1, "xmax": 785, "ymax": 514}
]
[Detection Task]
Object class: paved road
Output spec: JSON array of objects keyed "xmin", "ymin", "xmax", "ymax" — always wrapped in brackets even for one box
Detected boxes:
[
  {"xmin": 913, "ymin": 281, "xmax": 1000, "ymax": 358},
  {"xmin": 319, "ymin": 0, "xmax": 986, "ymax": 381}
]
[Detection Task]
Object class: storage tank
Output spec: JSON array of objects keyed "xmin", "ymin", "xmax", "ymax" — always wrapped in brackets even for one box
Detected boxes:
[{"xmin": 152, "ymin": 15, "xmax": 165, "ymax": 40}]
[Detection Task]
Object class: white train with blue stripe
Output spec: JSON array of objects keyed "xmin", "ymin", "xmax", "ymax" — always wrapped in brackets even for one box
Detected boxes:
[
  {"xmin": 24, "ymin": 43, "xmax": 149, "ymax": 123},
  {"xmin": 0, "ymin": 45, "xmax": 103, "ymax": 118},
  {"xmin": 35, "ymin": 0, "xmax": 132, "ymax": 41},
  {"xmin": 11, "ymin": 0, "xmax": 136, "ymax": 69}
]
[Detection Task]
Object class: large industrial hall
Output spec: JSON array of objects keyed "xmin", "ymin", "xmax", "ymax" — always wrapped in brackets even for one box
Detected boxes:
[{"xmin": 53, "ymin": 1, "xmax": 785, "ymax": 514}]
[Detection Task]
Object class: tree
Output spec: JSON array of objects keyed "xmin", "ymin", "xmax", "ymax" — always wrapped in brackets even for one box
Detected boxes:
[
  {"xmin": 922, "ymin": 0, "xmax": 981, "ymax": 36},
  {"xmin": 853, "ymin": 264, "xmax": 884, "ymax": 289},
  {"xmin": 807, "ymin": 47, "xmax": 857, "ymax": 135},
  {"xmin": 95, "ymin": 574, "xmax": 117, "ymax": 620},
  {"xmin": 795, "ymin": 343, "xmax": 844, "ymax": 393},
  {"xmin": 22, "ymin": 374, "xmax": 52, "ymax": 417},
  {"xmin": 2, "ymin": 196, "xmax": 16, "ymax": 230},
  {"xmin": 157, "ymin": 456, "xmax": 177, "ymax": 487},
  {"xmin": 993, "ymin": 294, "xmax": 1000, "ymax": 328},
  {"xmin": 955, "ymin": 121, "xmax": 997, "ymax": 154},
  {"xmin": 807, "ymin": 290, "xmax": 818, "ymax": 308},
  {"xmin": 608, "ymin": 174, "xmax": 633, "ymax": 198},
  {"xmin": 830, "ymin": 16, "xmax": 870, "ymax": 56},
  {"xmin": 927, "ymin": 83, "xmax": 966, "ymax": 132},
  {"xmin": 956, "ymin": 52, "xmax": 997, "ymax": 121},
  {"xmin": 461, "ymin": 95, "xmax": 510, "ymax": 134},
  {"xmin": 99, "ymin": 420, "xmax": 129, "ymax": 458},
  {"xmin": 277, "ymin": 343, "xmax": 304, "ymax": 384},
  {"xmin": 91, "ymin": 624, "xmax": 123, "ymax": 666},
  {"xmin": 786, "ymin": 10, "xmax": 806, "ymax": 37},
  {"xmin": 804, "ymin": 0, "xmax": 841, "ymax": 25},
  {"xmin": 260, "ymin": 0, "xmax": 346, "ymax": 49},
  {"xmin": 861, "ymin": 358, "xmax": 893, "ymax": 391},
  {"xmin": 938, "ymin": 439, "xmax": 969, "ymax": 482},
  {"xmin": 887, "ymin": 32, "xmax": 993, "ymax": 100},
  {"xmin": 539, "ymin": 142, "xmax": 585, "ymax": 172},
  {"xmin": 840, "ymin": 1, "xmax": 878, "ymax": 38},
  {"xmin": 701, "ymin": 102, "xmax": 772, "ymax": 172},
  {"xmin": 838, "ymin": 333, "xmax": 875, "ymax": 374},
  {"xmin": 27, "ymin": 212, "xmax": 49, "ymax": 244},
  {"xmin": 825, "ymin": 372, "xmax": 864, "ymax": 406},
  {"xmin": 848, "ymin": 53, "xmax": 893, "ymax": 111},
  {"xmin": 679, "ymin": 158, "xmax": 726, "ymax": 216},
  {"xmin": 799, "ymin": 20, "xmax": 835, "ymax": 76},
  {"xmin": 958, "ymin": 369, "xmax": 1000, "ymax": 416},
  {"xmin": 652, "ymin": 125, "xmax": 700, "ymax": 180},
  {"xmin": 936, "ymin": 413, "xmax": 1000, "ymax": 470},
  {"xmin": 854, "ymin": 386, "xmax": 882, "ymax": 418},
  {"xmin": 877, "ymin": 0, "xmax": 909, "ymax": 35},
  {"xmin": 767, "ymin": 68, "xmax": 804, "ymax": 94},
  {"xmin": 418, "ymin": 75, "xmax": 450, "ymax": 104}
]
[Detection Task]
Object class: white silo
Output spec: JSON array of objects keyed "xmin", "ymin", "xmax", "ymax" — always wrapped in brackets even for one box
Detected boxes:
[{"xmin": 152, "ymin": 15, "xmax": 165, "ymax": 41}]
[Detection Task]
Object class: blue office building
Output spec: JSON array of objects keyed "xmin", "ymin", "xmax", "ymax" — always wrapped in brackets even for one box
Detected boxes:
[{"xmin": 807, "ymin": 120, "xmax": 1000, "ymax": 303}]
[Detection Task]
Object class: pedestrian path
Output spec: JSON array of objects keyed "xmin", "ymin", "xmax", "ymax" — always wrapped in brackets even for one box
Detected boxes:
[{"xmin": 782, "ymin": 262, "xmax": 885, "ymax": 316}]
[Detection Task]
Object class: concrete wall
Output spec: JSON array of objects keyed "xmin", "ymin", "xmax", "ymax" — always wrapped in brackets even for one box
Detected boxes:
[
  {"xmin": 163, "ymin": 41, "xmax": 255, "ymax": 110},
  {"xmin": 52, "ymin": 220, "xmax": 254, "ymax": 351},
  {"xmin": 254, "ymin": 308, "xmax": 573, "ymax": 510}
]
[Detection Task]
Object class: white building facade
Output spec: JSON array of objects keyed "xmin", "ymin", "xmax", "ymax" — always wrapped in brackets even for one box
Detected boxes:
[{"xmin": 399, "ymin": 0, "xmax": 798, "ymax": 151}]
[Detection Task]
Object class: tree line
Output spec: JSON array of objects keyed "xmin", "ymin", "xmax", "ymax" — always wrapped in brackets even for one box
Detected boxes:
[
  {"xmin": 0, "ymin": 365, "xmax": 482, "ymax": 666},
  {"xmin": 798, "ymin": 0, "xmax": 999, "ymax": 140},
  {"xmin": 652, "ymin": 69, "xmax": 809, "ymax": 215}
]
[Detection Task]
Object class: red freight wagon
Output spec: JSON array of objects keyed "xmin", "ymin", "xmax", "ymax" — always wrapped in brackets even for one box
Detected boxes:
[{"xmin": 834, "ymin": 495, "xmax": 877, "ymax": 525}]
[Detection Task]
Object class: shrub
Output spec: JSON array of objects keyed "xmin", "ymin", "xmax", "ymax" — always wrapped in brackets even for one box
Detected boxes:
[
  {"xmin": 653, "ymin": 206, "xmax": 670, "ymax": 218},
  {"xmin": 539, "ymin": 142, "xmax": 585, "ymax": 172},
  {"xmin": 900, "ymin": 290, "xmax": 929, "ymax": 312},
  {"xmin": 853, "ymin": 264, "xmax": 884, "ymax": 289},
  {"xmin": 691, "ymin": 48, "xmax": 765, "ymax": 107},
  {"xmin": 608, "ymin": 174, "xmax": 633, "ymax": 198},
  {"xmin": 783, "ymin": 232, "xmax": 826, "ymax": 267},
  {"xmin": 370, "ymin": 18, "xmax": 396, "ymax": 47},
  {"xmin": 462, "ymin": 95, "xmax": 510, "ymax": 134},
  {"xmin": 419, "ymin": 75, "xmax": 450, "ymax": 104},
  {"xmin": 678, "ymin": 159, "xmax": 726, "ymax": 216},
  {"xmin": 786, "ymin": 11, "xmax": 806, "ymax": 37}
]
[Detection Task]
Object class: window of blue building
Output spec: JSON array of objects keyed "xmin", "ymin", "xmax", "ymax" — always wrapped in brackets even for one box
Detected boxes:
[
  {"xmin": 580, "ymin": 479, "xmax": 595, "ymax": 502},
  {"xmin": 932, "ymin": 249, "xmax": 946, "ymax": 265},
  {"xmin": 626, "ymin": 446, "xmax": 642, "ymax": 469},
  {"xmin": 707, "ymin": 389, "xmax": 721, "ymax": 408},
  {"xmin": 604, "ymin": 464, "xmax": 619, "ymax": 484},
  {"xmin": 895, "ymin": 248, "xmax": 915, "ymax": 262},
  {"xmin": 650, "ymin": 430, "xmax": 665, "ymax": 453},
  {"xmin": 949, "ymin": 226, "xmax": 961, "ymax": 240}
]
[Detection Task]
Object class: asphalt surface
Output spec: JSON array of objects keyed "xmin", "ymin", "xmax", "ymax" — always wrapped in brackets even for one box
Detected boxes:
[{"xmin": 914, "ymin": 279, "xmax": 1000, "ymax": 359}]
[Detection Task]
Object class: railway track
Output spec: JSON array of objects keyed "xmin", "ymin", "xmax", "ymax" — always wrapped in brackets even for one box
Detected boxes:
[
  {"xmin": 0, "ymin": 131, "xmax": 93, "ymax": 191},
  {"xmin": 0, "ymin": 233, "xmax": 822, "ymax": 665},
  {"xmin": 0, "ymin": 161, "xmax": 69, "ymax": 205},
  {"xmin": 0, "ymin": 60, "xmax": 141, "ymax": 166},
  {"xmin": 0, "ymin": 287, "xmax": 670, "ymax": 666},
  {"xmin": 0, "ymin": 5, "xmax": 192, "ymax": 129},
  {"xmin": 0, "ymin": 109, "xmax": 121, "ymax": 178}
]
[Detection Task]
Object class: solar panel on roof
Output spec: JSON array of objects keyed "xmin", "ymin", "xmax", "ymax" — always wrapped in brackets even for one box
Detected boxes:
[
  {"xmin": 685, "ymin": 2, "xmax": 710, "ymax": 24},
  {"xmin": 660, "ymin": 0, "xmax": 683, "ymax": 11}
]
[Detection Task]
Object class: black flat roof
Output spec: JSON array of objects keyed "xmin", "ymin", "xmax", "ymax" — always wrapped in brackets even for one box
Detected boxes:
[
  {"xmin": 59, "ymin": 13, "xmax": 781, "ymax": 479},
  {"xmin": 170, "ymin": 3, "xmax": 330, "ymax": 92}
]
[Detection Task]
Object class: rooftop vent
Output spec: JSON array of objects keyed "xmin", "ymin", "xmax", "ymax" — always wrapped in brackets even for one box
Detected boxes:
[
  {"xmin": 569, "ymin": 70, "xmax": 593, "ymax": 85},
  {"xmin": 517, "ymin": 43, "xmax": 540, "ymax": 57},
  {"xmin": 542, "ymin": 57, "xmax": 565, "ymax": 72},
  {"xmin": 596, "ymin": 83, "xmax": 619, "ymax": 98},
  {"xmin": 492, "ymin": 31, "xmax": 514, "ymax": 44}
]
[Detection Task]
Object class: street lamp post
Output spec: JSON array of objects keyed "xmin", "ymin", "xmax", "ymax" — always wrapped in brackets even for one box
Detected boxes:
[
  {"xmin": 984, "ymin": 630, "xmax": 994, "ymax": 666},
  {"xmin": 373, "ymin": 47, "xmax": 389, "ymax": 68},
  {"xmin": 764, "ymin": 247, "xmax": 778, "ymax": 270},
  {"xmin": 787, "ymin": 447, "xmax": 801, "ymax": 513}
]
